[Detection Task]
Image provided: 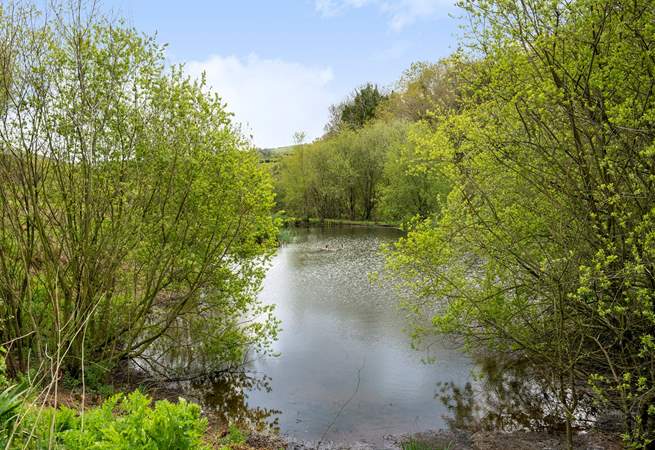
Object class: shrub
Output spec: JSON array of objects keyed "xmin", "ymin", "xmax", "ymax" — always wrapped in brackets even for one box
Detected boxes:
[{"xmin": 16, "ymin": 391, "xmax": 210, "ymax": 449}]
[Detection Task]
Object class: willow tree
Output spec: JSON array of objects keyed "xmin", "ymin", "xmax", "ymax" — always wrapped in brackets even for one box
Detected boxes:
[
  {"xmin": 278, "ymin": 120, "xmax": 404, "ymax": 221},
  {"xmin": 0, "ymin": 3, "xmax": 278, "ymax": 380},
  {"xmin": 378, "ymin": 121, "xmax": 451, "ymax": 223},
  {"xmin": 385, "ymin": 0, "xmax": 655, "ymax": 447}
]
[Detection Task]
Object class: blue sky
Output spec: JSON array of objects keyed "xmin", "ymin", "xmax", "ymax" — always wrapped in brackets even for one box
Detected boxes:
[{"xmin": 104, "ymin": 0, "xmax": 463, "ymax": 147}]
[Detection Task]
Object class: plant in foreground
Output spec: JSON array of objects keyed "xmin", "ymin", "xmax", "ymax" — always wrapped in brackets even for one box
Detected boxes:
[{"xmin": 14, "ymin": 390, "xmax": 211, "ymax": 449}]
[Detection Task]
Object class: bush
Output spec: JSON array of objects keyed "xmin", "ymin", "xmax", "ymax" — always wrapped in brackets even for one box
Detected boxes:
[
  {"xmin": 16, "ymin": 391, "xmax": 210, "ymax": 449},
  {"xmin": 0, "ymin": 1, "xmax": 278, "ymax": 381}
]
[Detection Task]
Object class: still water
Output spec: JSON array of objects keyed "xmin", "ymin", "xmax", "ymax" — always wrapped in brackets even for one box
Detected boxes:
[{"xmin": 201, "ymin": 226, "xmax": 474, "ymax": 444}]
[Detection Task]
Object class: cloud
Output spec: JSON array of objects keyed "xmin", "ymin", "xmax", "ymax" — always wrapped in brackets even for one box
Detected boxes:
[
  {"xmin": 315, "ymin": 0, "xmax": 370, "ymax": 16},
  {"xmin": 315, "ymin": 0, "xmax": 455, "ymax": 31},
  {"xmin": 186, "ymin": 54, "xmax": 336, "ymax": 148}
]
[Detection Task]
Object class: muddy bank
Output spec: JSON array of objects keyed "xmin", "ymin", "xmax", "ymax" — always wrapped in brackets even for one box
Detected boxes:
[
  {"xmin": 274, "ymin": 429, "xmax": 624, "ymax": 450},
  {"xmin": 45, "ymin": 385, "xmax": 624, "ymax": 450}
]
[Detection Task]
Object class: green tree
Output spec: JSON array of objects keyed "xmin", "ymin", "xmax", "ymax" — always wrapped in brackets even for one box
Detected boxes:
[
  {"xmin": 278, "ymin": 120, "xmax": 402, "ymax": 221},
  {"xmin": 325, "ymin": 83, "xmax": 387, "ymax": 135},
  {"xmin": 378, "ymin": 121, "xmax": 450, "ymax": 223},
  {"xmin": 377, "ymin": 59, "xmax": 466, "ymax": 124},
  {"xmin": 385, "ymin": 0, "xmax": 655, "ymax": 447},
  {"xmin": 278, "ymin": 141, "xmax": 312, "ymax": 220},
  {"xmin": 0, "ymin": 3, "xmax": 278, "ymax": 380},
  {"xmin": 347, "ymin": 121, "xmax": 403, "ymax": 220}
]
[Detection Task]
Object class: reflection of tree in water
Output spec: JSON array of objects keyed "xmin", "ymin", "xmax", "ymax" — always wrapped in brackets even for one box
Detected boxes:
[
  {"xmin": 438, "ymin": 357, "xmax": 597, "ymax": 433},
  {"xmin": 192, "ymin": 371, "xmax": 281, "ymax": 433}
]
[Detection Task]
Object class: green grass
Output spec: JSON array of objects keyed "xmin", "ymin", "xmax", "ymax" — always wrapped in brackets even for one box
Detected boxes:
[
  {"xmin": 401, "ymin": 439, "xmax": 453, "ymax": 450},
  {"xmin": 217, "ymin": 424, "xmax": 247, "ymax": 449}
]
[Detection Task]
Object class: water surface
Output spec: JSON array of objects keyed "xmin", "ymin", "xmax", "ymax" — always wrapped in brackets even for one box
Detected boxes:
[{"xmin": 202, "ymin": 226, "xmax": 474, "ymax": 444}]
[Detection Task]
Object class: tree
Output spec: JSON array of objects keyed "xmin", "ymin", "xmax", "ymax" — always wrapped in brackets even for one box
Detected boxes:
[
  {"xmin": 0, "ymin": 3, "xmax": 278, "ymax": 380},
  {"xmin": 346, "ymin": 121, "xmax": 402, "ymax": 220},
  {"xmin": 378, "ymin": 121, "xmax": 451, "ymax": 223},
  {"xmin": 377, "ymin": 59, "xmax": 465, "ymax": 124},
  {"xmin": 324, "ymin": 83, "xmax": 387, "ymax": 135},
  {"xmin": 384, "ymin": 0, "xmax": 655, "ymax": 447},
  {"xmin": 278, "ymin": 120, "xmax": 402, "ymax": 221}
]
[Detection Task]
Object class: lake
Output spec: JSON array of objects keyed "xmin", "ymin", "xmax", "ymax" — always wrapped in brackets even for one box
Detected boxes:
[{"xmin": 199, "ymin": 226, "xmax": 474, "ymax": 445}]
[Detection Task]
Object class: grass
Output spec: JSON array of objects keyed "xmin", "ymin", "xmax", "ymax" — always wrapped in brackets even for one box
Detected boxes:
[{"xmin": 401, "ymin": 439, "xmax": 453, "ymax": 450}]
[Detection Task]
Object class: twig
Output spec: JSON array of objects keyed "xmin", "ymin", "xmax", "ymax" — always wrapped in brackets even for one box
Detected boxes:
[{"xmin": 317, "ymin": 358, "xmax": 366, "ymax": 450}]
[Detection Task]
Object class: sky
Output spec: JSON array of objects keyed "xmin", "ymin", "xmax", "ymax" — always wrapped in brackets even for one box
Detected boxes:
[{"xmin": 103, "ymin": 0, "xmax": 463, "ymax": 148}]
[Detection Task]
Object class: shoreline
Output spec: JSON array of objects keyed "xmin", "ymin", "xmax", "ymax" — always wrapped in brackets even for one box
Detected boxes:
[
  {"xmin": 42, "ymin": 384, "xmax": 624, "ymax": 450},
  {"xmin": 283, "ymin": 217, "xmax": 403, "ymax": 230},
  {"xmin": 283, "ymin": 429, "xmax": 624, "ymax": 450}
]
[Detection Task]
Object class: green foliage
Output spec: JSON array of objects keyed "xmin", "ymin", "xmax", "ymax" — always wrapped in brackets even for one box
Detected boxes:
[
  {"xmin": 0, "ymin": 348, "xmax": 8, "ymax": 389},
  {"xmin": 220, "ymin": 424, "xmax": 246, "ymax": 446},
  {"xmin": 275, "ymin": 57, "xmax": 463, "ymax": 225},
  {"xmin": 277, "ymin": 120, "xmax": 412, "ymax": 222},
  {"xmin": 0, "ymin": 385, "xmax": 24, "ymax": 448},
  {"xmin": 384, "ymin": 0, "xmax": 655, "ymax": 446},
  {"xmin": 377, "ymin": 58, "xmax": 466, "ymax": 124},
  {"xmin": 14, "ymin": 391, "xmax": 210, "ymax": 449},
  {"xmin": 61, "ymin": 365, "xmax": 112, "ymax": 396},
  {"xmin": 0, "ymin": 2, "xmax": 278, "ymax": 380},
  {"xmin": 401, "ymin": 439, "xmax": 451, "ymax": 450},
  {"xmin": 325, "ymin": 83, "xmax": 387, "ymax": 134},
  {"xmin": 378, "ymin": 121, "xmax": 451, "ymax": 223},
  {"xmin": 276, "ymin": 227, "xmax": 295, "ymax": 245},
  {"xmin": 0, "ymin": 347, "xmax": 23, "ymax": 447}
]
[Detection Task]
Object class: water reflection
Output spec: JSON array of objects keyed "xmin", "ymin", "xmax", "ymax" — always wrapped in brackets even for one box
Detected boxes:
[
  {"xmin": 201, "ymin": 226, "xmax": 475, "ymax": 444},
  {"xmin": 437, "ymin": 356, "xmax": 597, "ymax": 433},
  {"xmin": 192, "ymin": 227, "xmax": 612, "ymax": 444},
  {"xmin": 193, "ymin": 371, "xmax": 281, "ymax": 432}
]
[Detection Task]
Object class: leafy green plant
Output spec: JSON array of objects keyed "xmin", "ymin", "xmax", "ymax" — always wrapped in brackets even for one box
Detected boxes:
[
  {"xmin": 0, "ymin": 384, "xmax": 25, "ymax": 447},
  {"xmin": 15, "ymin": 390, "xmax": 210, "ymax": 450},
  {"xmin": 0, "ymin": 1, "xmax": 279, "ymax": 382},
  {"xmin": 220, "ymin": 424, "xmax": 247, "ymax": 446},
  {"xmin": 384, "ymin": 0, "xmax": 655, "ymax": 447}
]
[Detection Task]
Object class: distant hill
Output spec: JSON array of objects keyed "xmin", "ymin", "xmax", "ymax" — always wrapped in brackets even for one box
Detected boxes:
[{"xmin": 257, "ymin": 145, "xmax": 295, "ymax": 161}]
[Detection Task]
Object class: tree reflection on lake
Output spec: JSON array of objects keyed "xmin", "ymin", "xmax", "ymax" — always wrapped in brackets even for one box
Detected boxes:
[
  {"xmin": 437, "ymin": 356, "xmax": 600, "ymax": 434},
  {"xmin": 193, "ymin": 371, "xmax": 281, "ymax": 433}
]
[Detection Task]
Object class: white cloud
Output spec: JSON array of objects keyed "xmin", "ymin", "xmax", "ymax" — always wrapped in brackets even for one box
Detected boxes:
[
  {"xmin": 315, "ymin": 0, "xmax": 370, "ymax": 16},
  {"xmin": 315, "ymin": 0, "xmax": 455, "ymax": 31},
  {"xmin": 186, "ymin": 54, "xmax": 336, "ymax": 148}
]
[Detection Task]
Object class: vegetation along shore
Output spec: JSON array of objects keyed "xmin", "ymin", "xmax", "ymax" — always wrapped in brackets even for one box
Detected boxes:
[{"xmin": 0, "ymin": 0, "xmax": 654, "ymax": 449}]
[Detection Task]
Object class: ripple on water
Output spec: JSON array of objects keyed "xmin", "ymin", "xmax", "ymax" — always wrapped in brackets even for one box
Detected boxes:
[{"xmin": 206, "ymin": 226, "xmax": 475, "ymax": 445}]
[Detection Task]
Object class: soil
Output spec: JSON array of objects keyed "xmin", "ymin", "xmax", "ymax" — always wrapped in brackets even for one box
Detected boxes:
[{"xmin": 282, "ymin": 430, "xmax": 624, "ymax": 450}]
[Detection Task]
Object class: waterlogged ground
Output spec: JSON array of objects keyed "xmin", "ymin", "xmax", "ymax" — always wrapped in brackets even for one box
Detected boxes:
[{"xmin": 200, "ymin": 226, "xmax": 474, "ymax": 445}]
